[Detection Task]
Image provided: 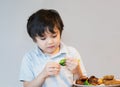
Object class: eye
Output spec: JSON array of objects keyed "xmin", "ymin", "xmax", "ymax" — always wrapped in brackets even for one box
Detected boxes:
[
  {"xmin": 52, "ymin": 34, "xmax": 57, "ymax": 38},
  {"xmin": 40, "ymin": 37, "xmax": 46, "ymax": 40}
]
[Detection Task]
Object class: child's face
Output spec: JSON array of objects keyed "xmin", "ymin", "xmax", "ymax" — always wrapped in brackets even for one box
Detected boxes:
[{"xmin": 35, "ymin": 27, "xmax": 61, "ymax": 55}]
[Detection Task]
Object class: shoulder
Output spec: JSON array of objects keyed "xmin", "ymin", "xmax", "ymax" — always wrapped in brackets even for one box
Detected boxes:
[
  {"xmin": 22, "ymin": 46, "xmax": 40, "ymax": 61},
  {"xmin": 67, "ymin": 46, "xmax": 80, "ymax": 57}
]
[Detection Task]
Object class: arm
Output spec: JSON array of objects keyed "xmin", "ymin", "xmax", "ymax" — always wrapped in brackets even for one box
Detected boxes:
[
  {"xmin": 66, "ymin": 58, "xmax": 85, "ymax": 80},
  {"xmin": 23, "ymin": 71, "xmax": 46, "ymax": 87},
  {"xmin": 65, "ymin": 47, "xmax": 87, "ymax": 80},
  {"xmin": 73, "ymin": 63, "xmax": 85, "ymax": 80},
  {"xmin": 23, "ymin": 62, "xmax": 61, "ymax": 87}
]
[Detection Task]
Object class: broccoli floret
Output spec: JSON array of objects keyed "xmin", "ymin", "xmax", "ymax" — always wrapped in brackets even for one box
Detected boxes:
[{"xmin": 59, "ymin": 58, "xmax": 66, "ymax": 66}]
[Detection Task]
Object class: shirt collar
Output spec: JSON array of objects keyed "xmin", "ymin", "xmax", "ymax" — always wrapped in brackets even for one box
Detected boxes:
[
  {"xmin": 35, "ymin": 42, "xmax": 68, "ymax": 58},
  {"xmin": 59, "ymin": 42, "xmax": 68, "ymax": 54}
]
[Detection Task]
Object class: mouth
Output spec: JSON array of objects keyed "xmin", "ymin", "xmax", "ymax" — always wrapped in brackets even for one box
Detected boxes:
[{"xmin": 47, "ymin": 45, "xmax": 55, "ymax": 49}]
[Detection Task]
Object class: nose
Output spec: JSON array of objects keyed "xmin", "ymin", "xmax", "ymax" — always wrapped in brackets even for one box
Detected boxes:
[{"xmin": 47, "ymin": 38, "xmax": 54, "ymax": 44}]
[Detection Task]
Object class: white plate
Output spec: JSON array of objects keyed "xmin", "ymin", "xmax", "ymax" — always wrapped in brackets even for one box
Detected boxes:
[
  {"xmin": 73, "ymin": 81, "xmax": 105, "ymax": 87},
  {"xmin": 73, "ymin": 83, "xmax": 120, "ymax": 87}
]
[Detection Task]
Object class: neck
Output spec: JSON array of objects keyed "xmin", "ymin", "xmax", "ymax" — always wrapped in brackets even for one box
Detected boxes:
[{"xmin": 50, "ymin": 47, "xmax": 60, "ymax": 56}]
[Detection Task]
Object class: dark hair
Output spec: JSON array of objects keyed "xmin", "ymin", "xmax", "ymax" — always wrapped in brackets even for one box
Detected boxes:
[{"xmin": 27, "ymin": 9, "xmax": 64, "ymax": 41}]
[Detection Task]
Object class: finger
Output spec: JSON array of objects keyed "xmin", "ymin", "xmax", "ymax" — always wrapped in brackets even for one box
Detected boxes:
[
  {"xmin": 50, "ymin": 62, "xmax": 61, "ymax": 68},
  {"xmin": 50, "ymin": 65, "xmax": 61, "ymax": 70},
  {"xmin": 48, "ymin": 68, "xmax": 60, "ymax": 75}
]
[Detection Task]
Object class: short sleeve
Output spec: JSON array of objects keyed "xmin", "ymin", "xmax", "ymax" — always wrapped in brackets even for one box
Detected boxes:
[
  {"xmin": 19, "ymin": 54, "xmax": 34, "ymax": 82},
  {"xmin": 67, "ymin": 47, "xmax": 87, "ymax": 76}
]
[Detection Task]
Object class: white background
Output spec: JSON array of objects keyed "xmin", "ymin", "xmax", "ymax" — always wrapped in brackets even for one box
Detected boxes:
[{"xmin": 0, "ymin": 0, "xmax": 120, "ymax": 87}]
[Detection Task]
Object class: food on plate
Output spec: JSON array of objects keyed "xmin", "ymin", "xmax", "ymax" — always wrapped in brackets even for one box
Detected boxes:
[
  {"xmin": 97, "ymin": 78, "xmax": 103, "ymax": 84},
  {"xmin": 88, "ymin": 76, "xmax": 99, "ymax": 85},
  {"xmin": 103, "ymin": 79, "xmax": 120, "ymax": 85},
  {"xmin": 84, "ymin": 80, "xmax": 90, "ymax": 85},
  {"xmin": 75, "ymin": 75, "xmax": 120, "ymax": 86},
  {"xmin": 76, "ymin": 76, "xmax": 88, "ymax": 85},
  {"xmin": 103, "ymin": 75, "xmax": 114, "ymax": 80},
  {"xmin": 102, "ymin": 75, "xmax": 120, "ymax": 85},
  {"xmin": 59, "ymin": 58, "xmax": 66, "ymax": 66},
  {"xmin": 76, "ymin": 75, "xmax": 100, "ymax": 86}
]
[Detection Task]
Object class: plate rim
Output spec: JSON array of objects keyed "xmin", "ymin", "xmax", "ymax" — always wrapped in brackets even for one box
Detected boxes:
[{"xmin": 73, "ymin": 80, "xmax": 120, "ymax": 87}]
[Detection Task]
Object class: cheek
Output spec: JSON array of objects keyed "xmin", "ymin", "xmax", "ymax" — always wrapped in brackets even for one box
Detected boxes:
[
  {"xmin": 56, "ymin": 35, "xmax": 61, "ymax": 42},
  {"xmin": 36, "ymin": 40, "xmax": 45, "ymax": 48},
  {"xmin": 55, "ymin": 37, "xmax": 60, "ymax": 44}
]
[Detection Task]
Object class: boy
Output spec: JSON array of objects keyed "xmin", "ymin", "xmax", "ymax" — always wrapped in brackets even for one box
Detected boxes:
[{"xmin": 19, "ymin": 9, "xmax": 87, "ymax": 87}]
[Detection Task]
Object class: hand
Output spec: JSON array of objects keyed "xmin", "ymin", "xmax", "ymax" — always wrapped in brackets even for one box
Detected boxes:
[
  {"xmin": 66, "ymin": 58, "xmax": 79, "ymax": 74},
  {"xmin": 42, "ymin": 62, "xmax": 61, "ymax": 78}
]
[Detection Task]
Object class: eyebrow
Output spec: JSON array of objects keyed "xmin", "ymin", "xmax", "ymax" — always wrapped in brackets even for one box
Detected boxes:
[{"xmin": 40, "ymin": 30, "xmax": 58, "ymax": 37}]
